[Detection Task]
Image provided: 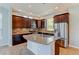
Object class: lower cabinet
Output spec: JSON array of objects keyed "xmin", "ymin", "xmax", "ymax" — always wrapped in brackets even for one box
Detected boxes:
[
  {"xmin": 12, "ymin": 35, "xmax": 27, "ymax": 46},
  {"xmin": 55, "ymin": 39, "xmax": 64, "ymax": 55},
  {"xmin": 27, "ymin": 40, "xmax": 54, "ymax": 55}
]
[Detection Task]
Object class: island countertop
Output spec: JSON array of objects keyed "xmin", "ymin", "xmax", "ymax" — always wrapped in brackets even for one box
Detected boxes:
[{"xmin": 23, "ymin": 34, "xmax": 54, "ymax": 45}]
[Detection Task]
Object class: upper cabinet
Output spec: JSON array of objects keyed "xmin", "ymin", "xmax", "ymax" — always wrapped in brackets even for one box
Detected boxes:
[
  {"xmin": 35, "ymin": 19, "xmax": 45, "ymax": 28},
  {"xmin": 25, "ymin": 18, "xmax": 31, "ymax": 28},
  {"xmin": 41, "ymin": 20, "xmax": 45, "ymax": 28},
  {"xmin": 54, "ymin": 13, "xmax": 69, "ymax": 23},
  {"xmin": 12, "ymin": 15, "xmax": 31, "ymax": 29}
]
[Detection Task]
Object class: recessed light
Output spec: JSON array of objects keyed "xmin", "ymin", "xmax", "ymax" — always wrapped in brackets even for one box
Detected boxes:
[
  {"xmin": 55, "ymin": 7, "xmax": 58, "ymax": 9},
  {"xmin": 28, "ymin": 5, "xmax": 32, "ymax": 8},
  {"xmin": 30, "ymin": 12, "xmax": 33, "ymax": 15},
  {"xmin": 18, "ymin": 9, "xmax": 22, "ymax": 11}
]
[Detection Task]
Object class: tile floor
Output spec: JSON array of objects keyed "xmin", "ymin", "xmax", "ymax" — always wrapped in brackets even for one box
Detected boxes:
[
  {"xmin": 0, "ymin": 43, "xmax": 34, "ymax": 55},
  {"xmin": 0, "ymin": 43, "xmax": 79, "ymax": 55}
]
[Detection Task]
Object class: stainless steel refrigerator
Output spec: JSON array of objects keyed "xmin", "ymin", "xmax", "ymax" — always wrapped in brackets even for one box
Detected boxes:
[{"xmin": 54, "ymin": 22, "xmax": 68, "ymax": 47}]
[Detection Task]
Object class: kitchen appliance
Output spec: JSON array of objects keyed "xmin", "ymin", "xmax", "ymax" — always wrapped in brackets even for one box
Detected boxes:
[{"xmin": 54, "ymin": 22, "xmax": 68, "ymax": 47}]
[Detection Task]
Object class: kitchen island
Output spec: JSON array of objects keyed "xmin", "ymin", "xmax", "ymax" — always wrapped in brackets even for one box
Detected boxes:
[{"xmin": 23, "ymin": 34, "xmax": 55, "ymax": 55}]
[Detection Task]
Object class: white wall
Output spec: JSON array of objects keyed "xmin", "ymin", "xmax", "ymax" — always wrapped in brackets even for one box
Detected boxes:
[
  {"xmin": 0, "ymin": 4, "xmax": 12, "ymax": 46},
  {"xmin": 69, "ymin": 7, "xmax": 79, "ymax": 48}
]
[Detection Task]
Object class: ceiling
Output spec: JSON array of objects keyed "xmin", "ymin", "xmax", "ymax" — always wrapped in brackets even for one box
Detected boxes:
[{"xmin": 11, "ymin": 3, "xmax": 79, "ymax": 19}]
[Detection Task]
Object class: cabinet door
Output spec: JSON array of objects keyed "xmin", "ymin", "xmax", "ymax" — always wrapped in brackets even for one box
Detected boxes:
[
  {"xmin": 12, "ymin": 15, "xmax": 32, "ymax": 28},
  {"xmin": 21, "ymin": 17, "xmax": 26, "ymax": 28},
  {"xmin": 37, "ymin": 20, "xmax": 42, "ymax": 28},
  {"xmin": 41, "ymin": 20, "xmax": 44, "ymax": 28},
  {"xmin": 36, "ymin": 20, "xmax": 44, "ymax": 28},
  {"xmin": 54, "ymin": 16, "xmax": 60, "ymax": 23},
  {"xmin": 27, "ymin": 20, "xmax": 31, "ymax": 28},
  {"xmin": 36, "ymin": 20, "xmax": 41, "ymax": 28},
  {"xmin": 23, "ymin": 19, "xmax": 27, "ymax": 28},
  {"xmin": 54, "ymin": 13, "xmax": 69, "ymax": 23},
  {"xmin": 16, "ymin": 17, "xmax": 22, "ymax": 28},
  {"xmin": 13, "ymin": 15, "xmax": 28, "ymax": 28},
  {"xmin": 23, "ymin": 18, "xmax": 31, "ymax": 28},
  {"xmin": 12, "ymin": 15, "xmax": 22, "ymax": 28}
]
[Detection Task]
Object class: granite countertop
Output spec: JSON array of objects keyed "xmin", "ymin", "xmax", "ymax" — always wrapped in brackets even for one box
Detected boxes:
[
  {"xmin": 12, "ymin": 28, "xmax": 32, "ymax": 35},
  {"xmin": 12, "ymin": 28, "xmax": 54, "ymax": 35},
  {"xmin": 13, "ymin": 32, "xmax": 32, "ymax": 35},
  {"xmin": 38, "ymin": 30, "xmax": 54, "ymax": 34},
  {"xmin": 23, "ymin": 34, "xmax": 54, "ymax": 45},
  {"xmin": 36, "ymin": 28, "xmax": 54, "ymax": 34}
]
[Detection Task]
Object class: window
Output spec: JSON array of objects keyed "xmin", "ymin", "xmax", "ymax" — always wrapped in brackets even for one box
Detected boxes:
[{"xmin": 47, "ymin": 18, "xmax": 54, "ymax": 31}]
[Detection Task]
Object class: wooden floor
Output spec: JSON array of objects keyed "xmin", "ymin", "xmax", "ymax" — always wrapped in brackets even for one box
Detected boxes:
[{"xmin": 60, "ymin": 47, "xmax": 79, "ymax": 55}]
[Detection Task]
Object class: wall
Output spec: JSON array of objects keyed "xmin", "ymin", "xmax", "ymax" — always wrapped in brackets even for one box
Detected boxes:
[
  {"xmin": 0, "ymin": 4, "xmax": 12, "ymax": 46},
  {"xmin": 69, "ymin": 7, "xmax": 79, "ymax": 48}
]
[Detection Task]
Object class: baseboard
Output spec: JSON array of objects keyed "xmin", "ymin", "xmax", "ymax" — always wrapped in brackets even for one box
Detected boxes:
[
  {"xmin": 69, "ymin": 45, "xmax": 79, "ymax": 48},
  {"xmin": 0, "ymin": 42, "xmax": 9, "ymax": 47}
]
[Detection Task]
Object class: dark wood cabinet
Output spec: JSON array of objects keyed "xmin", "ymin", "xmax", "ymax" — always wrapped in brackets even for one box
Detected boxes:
[
  {"xmin": 12, "ymin": 15, "xmax": 21, "ymax": 28},
  {"xmin": 55, "ymin": 39, "xmax": 64, "ymax": 55},
  {"xmin": 25, "ymin": 18, "xmax": 31, "ymax": 28},
  {"xmin": 41, "ymin": 20, "xmax": 45, "ymax": 28},
  {"xmin": 12, "ymin": 34, "xmax": 27, "ymax": 46},
  {"xmin": 35, "ymin": 20, "xmax": 45, "ymax": 28},
  {"xmin": 12, "ymin": 15, "xmax": 31, "ymax": 28},
  {"xmin": 54, "ymin": 13, "xmax": 69, "ymax": 23},
  {"xmin": 54, "ymin": 13, "xmax": 69, "ymax": 55},
  {"xmin": 36, "ymin": 20, "xmax": 41, "ymax": 28}
]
